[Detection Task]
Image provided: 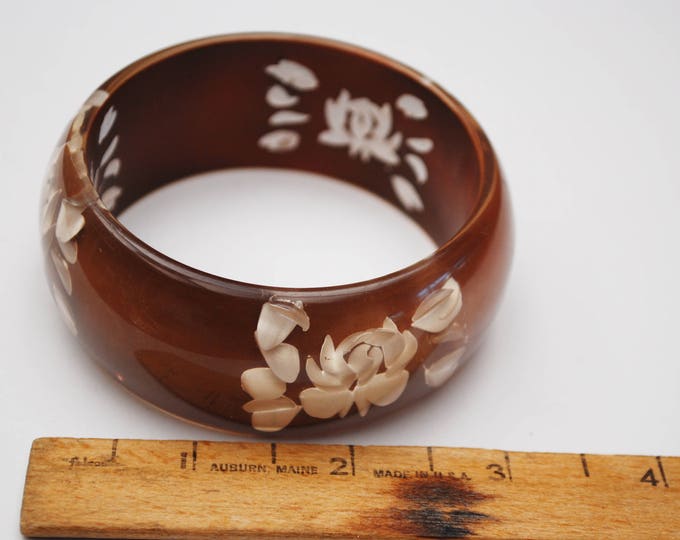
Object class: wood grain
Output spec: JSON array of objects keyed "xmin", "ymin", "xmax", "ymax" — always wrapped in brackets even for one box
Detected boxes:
[{"xmin": 20, "ymin": 438, "xmax": 680, "ymax": 538}]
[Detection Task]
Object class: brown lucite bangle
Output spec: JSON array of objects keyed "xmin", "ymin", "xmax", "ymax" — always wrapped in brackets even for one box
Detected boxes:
[{"xmin": 40, "ymin": 34, "xmax": 512, "ymax": 434}]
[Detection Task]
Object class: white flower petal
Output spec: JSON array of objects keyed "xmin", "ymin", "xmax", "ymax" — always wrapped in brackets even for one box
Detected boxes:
[
  {"xmin": 266, "ymin": 84, "xmax": 300, "ymax": 108},
  {"xmin": 319, "ymin": 335, "xmax": 354, "ymax": 382},
  {"xmin": 300, "ymin": 387, "xmax": 354, "ymax": 419},
  {"xmin": 347, "ymin": 344, "xmax": 382, "ymax": 385},
  {"xmin": 98, "ymin": 106, "xmax": 117, "ymax": 144},
  {"xmin": 373, "ymin": 103, "xmax": 393, "ymax": 139},
  {"xmin": 324, "ymin": 93, "xmax": 347, "ymax": 131},
  {"xmin": 262, "ymin": 343, "xmax": 300, "ymax": 383},
  {"xmin": 241, "ymin": 367, "xmax": 286, "ymax": 400},
  {"xmin": 258, "ymin": 130, "xmax": 300, "ymax": 152},
  {"xmin": 243, "ymin": 397, "xmax": 301, "ymax": 432},
  {"xmin": 406, "ymin": 137, "xmax": 434, "ymax": 154},
  {"xmin": 50, "ymin": 249, "xmax": 72, "ymax": 295},
  {"xmin": 55, "ymin": 200, "xmax": 84, "ymax": 244},
  {"xmin": 269, "ymin": 110, "xmax": 310, "ymax": 126},
  {"xmin": 424, "ymin": 347, "xmax": 466, "ymax": 387},
  {"xmin": 405, "ymin": 153, "xmax": 428, "ymax": 184},
  {"xmin": 382, "ymin": 317, "xmax": 399, "ymax": 333},
  {"xmin": 411, "ymin": 278, "xmax": 463, "ymax": 333},
  {"xmin": 356, "ymin": 370, "xmax": 409, "ymax": 408},
  {"xmin": 368, "ymin": 139, "xmax": 401, "ymax": 165},
  {"xmin": 254, "ymin": 300, "xmax": 309, "ymax": 351},
  {"xmin": 386, "ymin": 330, "xmax": 417, "ymax": 374},
  {"xmin": 305, "ymin": 356, "xmax": 347, "ymax": 390},
  {"xmin": 391, "ymin": 175, "xmax": 424, "ymax": 212},
  {"xmin": 265, "ymin": 59, "xmax": 318, "ymax": 91},
  {"xmin": 353, "ymin": 387, "xmax": 371, "ymax": 417},
  {"xmin": 375, "ymin": 331, "xmax": 405, "ymax": 367},
  {"xmin": 396, "ymin": 94, "xmax": 428, "ymax": 119},
  {"xmin": 318, "ymin": 129, "xmax": 351, "ymax": 146},
  {"xmin": 52, "ymin": 284, "xmax": 77, "ymax": 335}
]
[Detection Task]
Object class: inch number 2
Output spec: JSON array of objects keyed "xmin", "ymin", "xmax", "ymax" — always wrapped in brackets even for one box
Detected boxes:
[{"xmin": 330, "ymin": 457, "xmax": 349, "ymax": 475}]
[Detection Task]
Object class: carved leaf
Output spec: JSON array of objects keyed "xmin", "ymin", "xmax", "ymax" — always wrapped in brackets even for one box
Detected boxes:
[
  {"xmin": 55, "ymin": 200, "xmax": 85, "ymax": 244},
  {"xmin": 391, "ymin": 175, "xmax": 424, "ymax": 212},
  {"xmin": 255, "ymin": 300, "xmax": 310, "ymax": 351},
  {"xmin": 100, "ymin": 185, "xmax": 123, "ymax": 211},
  {"xmin": 98, "ymin": 106, "xmax": 117, "ymax": 144},
  {"xmin": 266, "ymin": 84, "xmax": 299, "ymax": 108},
  {"xmin": 411, "ymin": 278, "xmax": 463, "ymax": 333},
  {"xmin": 396, "ymin": 94, "xmax": 428, "ymax": 119},
  {"xmin": 265, "ymin": 59, "xmax": 318, "ymax": 91},
  {"xmin": 269, "ymin": 110, "xmax": 310, "ymax": 126},
  {"xmin": 424, "ymin": 347, "xmax": 466, "ymax": 387},
  {"xmin": 262, "ymin": 343, "xmax": 300, "ymax": 383},
  {"xmin": 243, "ymin": 396, "xmax": 301, "ymax": 432},
  {"xmin": 258, "ymin": 130, "xmax": 300, "ymax": 152},
  {"xmin": 241, "ymin": 367, "xmax": 286, "ymax": 400},
  {"xmin": 406, "ymin": 137, "xmax": 434, "ymax": 153},
  {"xmin": 405, "ymin": 153, "xmax": 428, "ymax": 184}
]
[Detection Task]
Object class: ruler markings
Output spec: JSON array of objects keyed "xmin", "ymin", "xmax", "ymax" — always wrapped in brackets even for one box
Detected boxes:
[
  {"xmin": 109, "ymin": 439, "xmax": 118, "ymax": 462},
  {"xmin": 20, "ymin": 438, "xmax": 680, "ymax": 539},
  {"xmin": 657, "ymin": 456, "xmax": 669, "ymax": 488},
  {"xmin": 504, "ymin": 451, "xmax": 513, "ymax": 481},
  {"xmin": 580, "ymin": 453, "xmax": 590, "ymax": 477}
]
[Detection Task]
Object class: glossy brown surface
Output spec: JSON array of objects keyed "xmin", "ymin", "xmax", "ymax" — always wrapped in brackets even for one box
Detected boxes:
[{"xmin": 40, "ymin": 34, "xmax": 513, "ymax": 434}]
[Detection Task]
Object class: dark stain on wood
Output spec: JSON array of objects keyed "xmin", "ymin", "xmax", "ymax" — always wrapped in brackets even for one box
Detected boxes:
[{"xmin": 383, "ymin": 476, "xmax": 491, "ymax": 538}]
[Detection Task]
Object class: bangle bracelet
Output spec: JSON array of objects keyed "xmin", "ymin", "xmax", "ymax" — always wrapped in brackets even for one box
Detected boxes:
[{"xmin": 40, "ymin": 34, "xmax": 512, "ymax": 434}]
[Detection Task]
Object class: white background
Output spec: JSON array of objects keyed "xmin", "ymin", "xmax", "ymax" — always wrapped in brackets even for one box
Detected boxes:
[{"xmin": 1, "ymin": 1, "xmax": 679, "ymax": 537}]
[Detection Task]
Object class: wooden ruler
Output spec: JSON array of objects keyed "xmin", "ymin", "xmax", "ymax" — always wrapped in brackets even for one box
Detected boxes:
[{"xmin": 20, "ymin": 438, "xmax": 679, "ymax": 539}]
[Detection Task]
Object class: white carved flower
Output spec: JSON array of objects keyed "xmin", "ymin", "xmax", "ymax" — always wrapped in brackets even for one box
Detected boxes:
[
  {"xmin": 300, "ymin": 317, "xmax": 417, "ymax": 419},
  {"xmin": 319, "ymin": 89, "xmax": 403, "ymax": 166},
  {"xmin": 411, "ymin": 277, "xmax": 463, "ymax": 333}
]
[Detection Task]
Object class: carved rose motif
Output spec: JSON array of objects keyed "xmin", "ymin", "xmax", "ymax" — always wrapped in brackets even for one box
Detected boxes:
[
  {"xmin": 300, "ymin": 317, "xmax": 416, "ymax": 419},
  {"xmin": 319, "ymin": 89, "xmax": 403, "ymax": 166},
  {"xmin": 240, "ymin": 279, "xmax": 466, "ymax": 431}
]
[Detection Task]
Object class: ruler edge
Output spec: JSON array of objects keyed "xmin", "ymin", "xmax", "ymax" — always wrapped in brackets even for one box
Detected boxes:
[{"xmin": 23, "ymin": 436, "xmax": 679, "ymax": 459}]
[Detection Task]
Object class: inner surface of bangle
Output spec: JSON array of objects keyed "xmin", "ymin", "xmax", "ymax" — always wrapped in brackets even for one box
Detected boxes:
[{"xmin": 86, "ymin": 37, "xmax": 480, "ymax": 250}]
